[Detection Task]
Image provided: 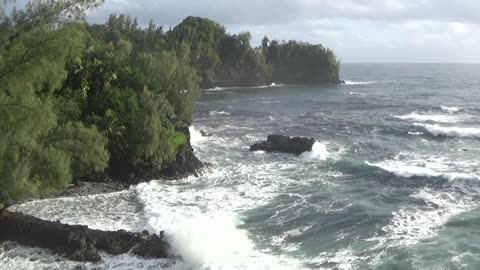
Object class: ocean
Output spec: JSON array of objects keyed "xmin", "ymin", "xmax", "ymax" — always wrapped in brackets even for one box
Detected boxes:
[{"xmin": 2, "ymin": 63, "xmax": 480, "ymax": 269}]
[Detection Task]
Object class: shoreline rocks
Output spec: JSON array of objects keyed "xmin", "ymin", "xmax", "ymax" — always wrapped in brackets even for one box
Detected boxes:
[
  {"xmin": 250, "ymin": 135, "xmax": 315, "ymax": 155},
  {"xmin": 0, "ymin": 210, "xmax": 170, "ymax": 262}
]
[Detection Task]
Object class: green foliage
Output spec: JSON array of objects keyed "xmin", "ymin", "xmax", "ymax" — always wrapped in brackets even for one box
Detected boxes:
[
  {"xmin": 128, "ymin": 90, "xmax": 176, "ymax": 168},
  {"xmin": 0, "ymin": 0, "xmax": 108, "ymax": 205},
  {"xmin": 168, "ymin": 16, "xmax": 225, "ymax": 87},
  {"xmin": 216, "ymin": 32, "xmax": 272, "ymax": 86},
  {"xmin": 45, "ymin": 123, "xmax": 109, "ymax": 178},
  {"xmin": 265, "ymin": 40, "xmax": 340, "ymax": 83},
  {"xmin": 59, "ymin": 14, "xmax": 200, "ymax": 171}
]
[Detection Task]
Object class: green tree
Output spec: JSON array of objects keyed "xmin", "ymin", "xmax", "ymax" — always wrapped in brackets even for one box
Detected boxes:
[
  {"xmin": 168, "ymin": 16, "xmax": 225, "ymax": 87},
  {"xmin": 0, "ymin": 0, "xmax": 108, "ymax": 205}
]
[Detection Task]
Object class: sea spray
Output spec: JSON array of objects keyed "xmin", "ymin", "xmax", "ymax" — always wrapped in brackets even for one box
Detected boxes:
[
  {"xmin": 301, "ymin": 141, "xmax": 330, "ymax": 161},
  {"xmin": 189, "ymin": 126, "xmax": 207, "ymax": 145}
]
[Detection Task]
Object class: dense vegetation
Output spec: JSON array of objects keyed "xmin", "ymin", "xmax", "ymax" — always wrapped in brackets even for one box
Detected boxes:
[
  {"xmin": 169, "ymin": 16, "xmax": 341, "ymax": 87},
  {"xmin": 0, "ymin": 1, "xmax": 340, "ymax": 207}
]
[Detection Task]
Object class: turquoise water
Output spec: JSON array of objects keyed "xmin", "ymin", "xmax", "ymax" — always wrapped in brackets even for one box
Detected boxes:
[{"xmin": 2, "ymin": 64, "xmax": 480, "ymax": 269}]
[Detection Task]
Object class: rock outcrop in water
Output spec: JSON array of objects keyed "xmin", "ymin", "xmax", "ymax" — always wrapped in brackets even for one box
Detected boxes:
[
  {"xmin": 0, "ymin": 210, "xmax": 170, "ymax": 262},
  {"xmin": 250, "ymin": 135, "xmax": 315, "ymax": 155}
]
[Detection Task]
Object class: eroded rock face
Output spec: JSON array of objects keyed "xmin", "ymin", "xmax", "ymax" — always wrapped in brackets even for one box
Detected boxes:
[
  {"xmin": 250, "ymin": 135, "xmax": 315, "ymax": 155},
  {"xmin": 0, "ymin": 210, "xmax": 170, "ymax": 262}
]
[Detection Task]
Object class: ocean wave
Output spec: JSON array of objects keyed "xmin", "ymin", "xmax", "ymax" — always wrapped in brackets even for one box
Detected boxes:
[
  {"xmin": 395, "ymin": 112, "xmax": 460, "ymax": 123},
  {"xmin": 135, "ymin": 181, "xmax": 299, "ymax": 269},
  {"xmin": 441, "ymin": 105, "xmax": 462, "ymax": 113},
  {"xmin": 344, "ymin": 80, "xmax": 374, "ymax": 85},
  {"xmin": 415, "ymin": 123, "xmax": 480, "ymax": 138},
  {"xmin": 136, "ymin": 182, "xmax": 252, "ymax": 267},
  {"xmin": 382, "ymin": 187, "xmax": 476, "ymax": 246},
  {"xmin": 365, "ymin": 153, "xmax": 480, "ymax": 181}
]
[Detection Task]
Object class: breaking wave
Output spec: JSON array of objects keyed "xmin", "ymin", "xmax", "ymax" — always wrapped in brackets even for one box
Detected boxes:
[
  {"xmin": 441, "ymin": 106, "xmax": 462, "ymax": 113},
  {"xmin": 415, "ymin": 124, "xmax": 480, "ymax": 138},
  {"xmin": 365, "ymin": 153, "xmax": 480, "ymax": 181},
  {"xmin": 395, "ymin": 112, "xmax": 460, "ymax": 123}
]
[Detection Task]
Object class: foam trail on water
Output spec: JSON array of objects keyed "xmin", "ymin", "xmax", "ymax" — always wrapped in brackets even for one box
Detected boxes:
[
  {"xmin": 415, "ymin": 123, "xmax": 480, "ymax": 138},
  {"xmin": 382, "ymin": 187, "xmax": 476, "ymax": 247},
  {"xmin": 395, "ymin": 112, "xmax": 460, "ymax": 123},
  {"xmin": 366, "ymin": 153, "xmax": 480, "ymax": 181},
  {"xmin": 441, "ymin": 105, "xmax": 462, "ymax": 113},
  {"xmin": 301, "ymin": 141, "xmax": 330, "ymax": 161},
  {"xmin": 209, "ymin": 111, "xmax": 231, "ymax": 116},
  {"xmin": 344, "ymin": 80, "xmax": 374, "ymax": 85}
]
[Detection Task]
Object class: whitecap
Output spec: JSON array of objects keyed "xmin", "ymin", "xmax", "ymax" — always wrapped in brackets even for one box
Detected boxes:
[
  {"xmin": 366, "ymin": 153, "xmax": 480, "ymax": 181},
  {"xmin": 209, "ymin": 110, "xmax": 232, "ymax": 116},
  {"xmin": 441, "ymin": 105, "xmax": 462, "ymax": 113},
  {"xmin": 415, "ymin": 123, "xmax": 480, "ymax": 138},
  {"xmin": 344, "ymin": 80, "xmax": 374, "ymax": 85},
  {"xmin": 395, "ymin": 112, "xmax": 460, "ymax": 123}
]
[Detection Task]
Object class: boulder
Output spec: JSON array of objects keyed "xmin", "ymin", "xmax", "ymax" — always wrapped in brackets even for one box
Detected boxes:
[{"xmin": 250, "ymin": 135, "xmax": 315, "ymax": 155}]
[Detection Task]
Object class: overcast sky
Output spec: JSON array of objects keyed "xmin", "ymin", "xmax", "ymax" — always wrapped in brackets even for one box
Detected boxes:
[{"xmin": 87, "ymin": 0, "xmax": 480, "ymax": 63}]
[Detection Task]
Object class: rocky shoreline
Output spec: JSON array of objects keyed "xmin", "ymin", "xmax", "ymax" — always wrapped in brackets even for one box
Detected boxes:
[
  {"xmin": 0, "ymin": 127, "xmax": 204, "ymax": 261},
  {"xmin": 0, "ymin": 210, "xmax": 170, "ymax": 262},
  {"xmin": 62, "ymin": 127, "xmax": 204, "ymax": 198}
]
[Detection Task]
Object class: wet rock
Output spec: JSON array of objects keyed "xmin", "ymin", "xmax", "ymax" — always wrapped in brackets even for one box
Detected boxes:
[
  {"xmin": 0, "ymin": 210, "xmax": 170, "ymax": 262},
  {"xmin": 250, "ymin": 135, "xmax": 315, "ymax": 155}
]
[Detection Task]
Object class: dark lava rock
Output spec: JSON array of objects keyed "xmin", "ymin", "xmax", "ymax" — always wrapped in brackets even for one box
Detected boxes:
[
  {"xmin": 250, "ymin": 135, "xmax": 315, "ymax": 155},
  {"xmin": 77, "ymin": 126, "xmax": 203, "ymax": 184},
  {"xmin": 0, "ymin": 210, "xmax": 170, "ymax": 262}
]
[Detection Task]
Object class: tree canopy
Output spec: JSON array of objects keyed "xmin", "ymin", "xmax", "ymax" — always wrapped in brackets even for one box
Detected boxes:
[{"xmin": 0, "ymin": 2, "xmax": 340, "ymax": 206}]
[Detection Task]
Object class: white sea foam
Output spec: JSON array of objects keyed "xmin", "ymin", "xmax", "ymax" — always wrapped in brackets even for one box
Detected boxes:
[
  {"xmin": 134, "ymin": 179, "xmax": 300, "ymax": 269},
  {"xmin": 395, "ymin": 112, "xmax": 460, "ymax": 123},
  {"xmin": 366, "ymin": 153, "xmax": 480, "ymax": 181},
  {"xmin": 301, "ymin": 141, "xmax": 330, "ymax": 161},
  {"xmin": 348, "ymin": 92, "xmax": 365, "ymax": 96},
  {"xmin": 344, "ymin": 80, "xmax": 374, "ymax": 85},
  {"xmin": 382, "ymin": 187, "xmax": 476, "ymax": 247},
  {"xmin": 209, "ymin": 110, "xmax": 232, "ymax": 116},
  {"xmin": 441, "ymin": 105, "xmax": 462, "ymax": 113},
  {"xmin": 415, "ymin": 123, "xmax": 480, "ymax": 138},
  {"xmin": 9, "ymin": 191, "xmax": 142, "ymax": 232},
  {"xmin": 189, "ymin": 126, "xmax": 207, "ymax": 145}
]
